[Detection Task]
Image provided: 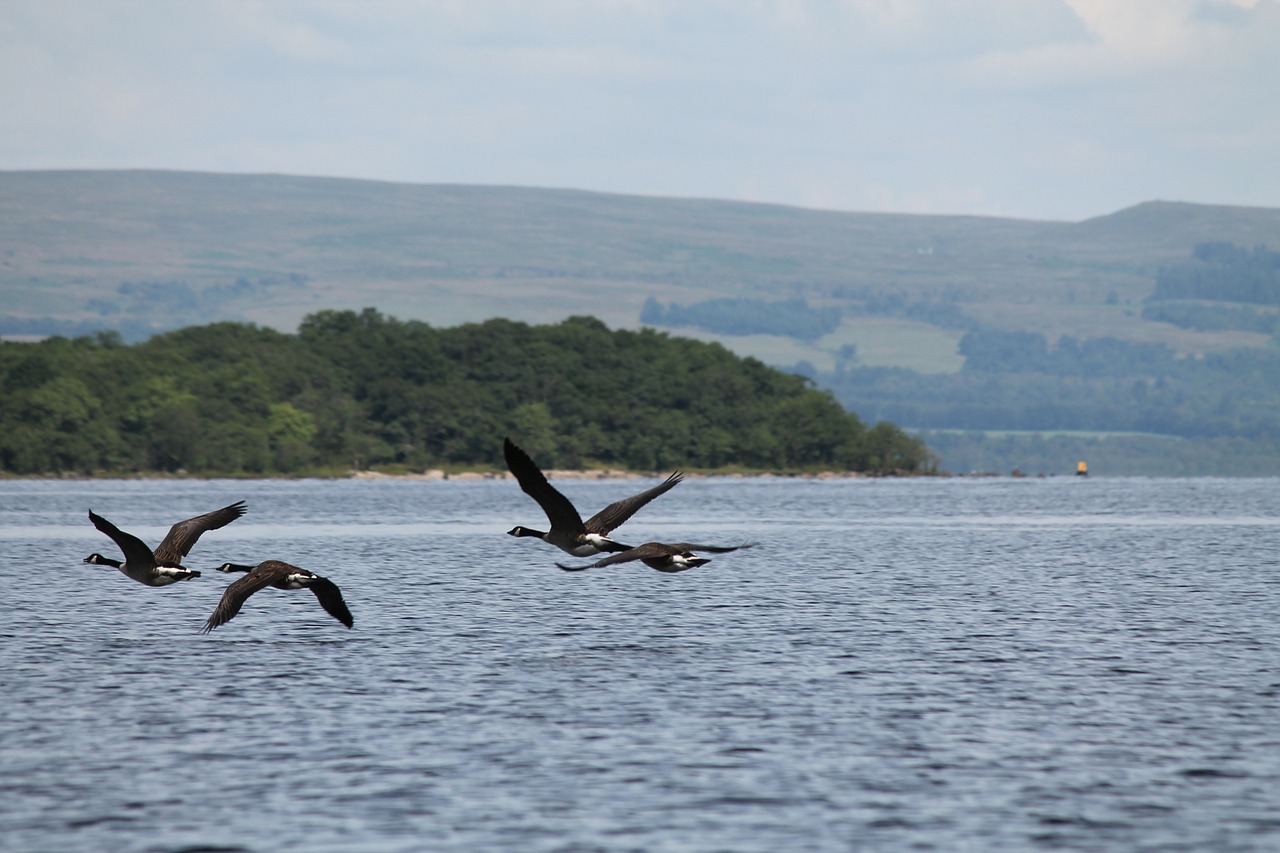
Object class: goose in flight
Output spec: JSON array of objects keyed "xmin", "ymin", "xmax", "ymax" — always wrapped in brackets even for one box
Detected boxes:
[
  {"xmin": 202, "ymin": 560, "xmax": 353, "ymax": 632},
  {"xmin": 556, "ymin": 541, "xmax": 755, "ymax": 573},
  {"xmin": 84, "ymin": 500, "xmax": 247, "ymax": 586},
  {"xmin": 504, "ymin": 437, "xmax": 684, "ymax": 557}
]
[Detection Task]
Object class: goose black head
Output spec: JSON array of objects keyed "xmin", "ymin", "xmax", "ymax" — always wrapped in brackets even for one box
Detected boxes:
[{"xmin": 507, "ymin": 525, "xmax": 545, "ymax": 539}]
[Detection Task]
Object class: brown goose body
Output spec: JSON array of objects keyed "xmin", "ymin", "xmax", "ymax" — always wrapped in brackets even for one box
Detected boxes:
[
  {"xmin": 504, "ymin": 437, "xmax": 684, "ymax": 557},
  {"xmin": 203, "ymin": 560, "xmax": 353, "ymax": 632}
]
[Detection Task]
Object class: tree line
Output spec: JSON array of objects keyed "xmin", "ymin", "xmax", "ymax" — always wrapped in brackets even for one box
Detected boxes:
[
  {"xmin": 1151, "ymin": 241, "xmax": 1280, "ymax": 306},
  {"xmin": 0, "ymin": 309, "xmax": 932, "ymax": 476},
  {"xmin": 957, "ymin": 329, "xmax": 1182, "ymax": 378},
  {"xmin": 817, "ymin": 328, "xmax": 1280, "ymax": 441},
  {"xmin": 1141, "ymin": 301, "xmax": 1280, "ymax": 335}
]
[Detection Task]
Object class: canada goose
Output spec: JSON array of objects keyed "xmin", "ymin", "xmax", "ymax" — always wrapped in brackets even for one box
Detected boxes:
[
  {"xmin": 504, "ymin": 437, "xmax": 684, "ymax": 557},
  {"xmin": 202, "ymin": 560, "xmax": 353, "ymax": 632},
  {"xmin": 556, "ymin": 541, "xmax": 755, "ymax": 573},
  {"xmin": 84, "ymin": 500, "xmax": 247, "ymax": 586}
]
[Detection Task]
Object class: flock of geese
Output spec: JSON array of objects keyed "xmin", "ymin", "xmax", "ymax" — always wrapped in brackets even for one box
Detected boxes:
[{"xmin": 82, "ymin": 438, "xmax": 754, "ymax": 632}]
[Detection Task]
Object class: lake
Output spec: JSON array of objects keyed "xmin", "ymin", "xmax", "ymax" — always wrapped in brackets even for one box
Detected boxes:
[{"xmin": 2, "ymin": 474, "xmax": 1278, "ymax": 852}]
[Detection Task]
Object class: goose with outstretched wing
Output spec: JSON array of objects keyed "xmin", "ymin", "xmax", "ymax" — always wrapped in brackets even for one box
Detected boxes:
[
  {"xmin": 202, "ymin": 560, "xmax": 353, "ymax": 632},
  {"xmin": 504, "ymin": 437, "xmax": 684, "ymax": 557},
  {"xmin": 84, "ymin": 501, "xmax": 246, "ymax": 586}
]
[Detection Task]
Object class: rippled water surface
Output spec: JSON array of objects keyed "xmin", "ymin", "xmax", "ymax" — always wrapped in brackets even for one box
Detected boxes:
[{"xmin": 2, "ymin": 475, "xmax": 1279, "ymax": 852}]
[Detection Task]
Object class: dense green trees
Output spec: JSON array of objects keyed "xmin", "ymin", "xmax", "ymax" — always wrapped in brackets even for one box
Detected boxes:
[{"xmin": 0, "ymin": 310, "xmax": 931, "ymax": 476}]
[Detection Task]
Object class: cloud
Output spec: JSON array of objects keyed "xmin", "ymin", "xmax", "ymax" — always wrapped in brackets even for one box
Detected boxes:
[
  {"xmin": 1, "ymin": 0, "xmax": 1277, "ymax": 219},
  {"xmin": 965, "ymin": 0, "xmax": 1280, "ymax": 86}
]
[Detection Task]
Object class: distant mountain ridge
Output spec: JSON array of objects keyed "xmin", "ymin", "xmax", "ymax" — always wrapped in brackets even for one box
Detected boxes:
[
  {"xmin": 5, "ymin": 169, "xmax": 1280, "ymax": 475},
  {"xmin": 5, "ymin": 169, "xmax": 1280, "ymax": 352}
]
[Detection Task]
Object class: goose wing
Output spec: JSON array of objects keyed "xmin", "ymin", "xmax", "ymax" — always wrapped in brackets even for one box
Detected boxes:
[
  {"xmin": 308, "ymin": 578, "xmax": 354, "ymax": 628},
  {"xmin": 88, "ymin": 510, "xmax": 156, "ymax": 570},
  {"xmin": 154, "ymin": 500, "xmax": 247, "ymax": 566},
  {"xmin": 583, "ymin": 471, "xmax": 685, "ymax": 535},
  {"xmin": 665, "ymin": 542, "xmax": 755, "ymax": 554},
  {"xmin": 556, "ymin": 540, "xmax": 754, "ymax": 572},
  {"xmin": 504, "ymin": 438, "xmax": 586, "ymax": 533},
  {"xmin": 556, "ymin": 541, "xmax": 679, "ymax": 571},
  {"xmin": 201, "ymin": 560, "xmax": 289, "ymax": 633}
]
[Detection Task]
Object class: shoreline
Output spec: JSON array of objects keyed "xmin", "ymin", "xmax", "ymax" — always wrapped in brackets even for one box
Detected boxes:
[
  {"xmin": 2, "ymin": 467, "xmax": 930, "ymax": 482},
  {"xmin": 350, "ymin": 468, "xmax": 885, "ymax": 481}
]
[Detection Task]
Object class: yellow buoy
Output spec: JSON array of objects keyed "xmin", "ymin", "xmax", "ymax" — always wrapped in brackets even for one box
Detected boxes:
[{"xmin": 1076, "ymin": 460, "xmax": 1088, "ymax": 476}]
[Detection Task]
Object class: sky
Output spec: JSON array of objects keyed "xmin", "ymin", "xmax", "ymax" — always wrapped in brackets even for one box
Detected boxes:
[{"xmin": 2, "ymin": 0, "xmax": 1278, "ymax": 222}]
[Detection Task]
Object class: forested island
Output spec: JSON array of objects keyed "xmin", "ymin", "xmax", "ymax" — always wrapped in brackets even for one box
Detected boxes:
[{"xmin": 0, "ymin": 309, "xmax": 931, "ymax": 477}]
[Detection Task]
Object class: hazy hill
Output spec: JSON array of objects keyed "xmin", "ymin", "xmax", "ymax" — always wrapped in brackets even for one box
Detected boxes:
[
  {"xmin": 5, "ymin": 169, "xmax": 1280, "ymax": 475},
  {"xmin": 6, "ymin": 169, "xmax": 1280, "ymax": 369}
]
